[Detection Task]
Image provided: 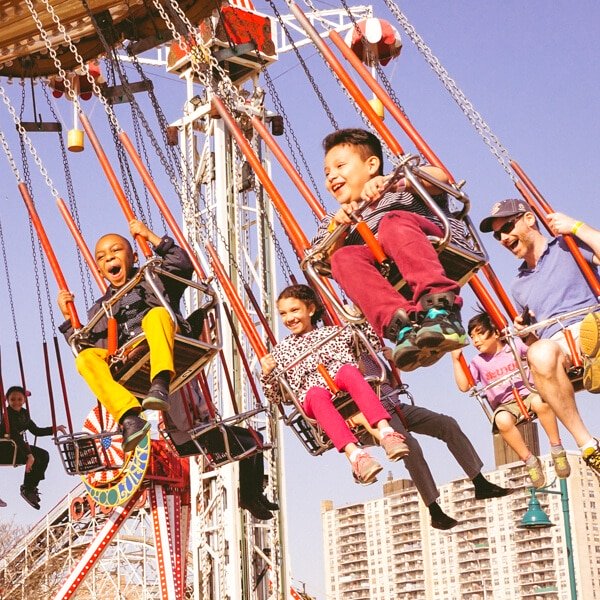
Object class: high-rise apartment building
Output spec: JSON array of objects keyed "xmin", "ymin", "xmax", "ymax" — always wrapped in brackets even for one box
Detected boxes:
[{"xmin": 322, "ymin": 452, "xmax": 600, "ymax": 599}]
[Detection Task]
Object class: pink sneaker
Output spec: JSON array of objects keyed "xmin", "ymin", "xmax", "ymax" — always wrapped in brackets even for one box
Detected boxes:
[
  {"xmin": 380, "ymin": 432, "xmax": 410, "ymax": 462},
  {"xmin": 352, "ymin": 452, "xmax": 383, "ymax": 485}
]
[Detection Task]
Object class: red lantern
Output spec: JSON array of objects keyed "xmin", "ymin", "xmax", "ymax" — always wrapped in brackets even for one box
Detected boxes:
[{"xmin": 344, "ymin": 18, "xmax": 402, "ymax": 66}]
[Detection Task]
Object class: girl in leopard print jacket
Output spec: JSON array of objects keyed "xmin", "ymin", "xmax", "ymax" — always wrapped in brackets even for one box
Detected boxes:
[{"xmin": 260, "ymin": 284, "xmax": 409, "ymax": 484}]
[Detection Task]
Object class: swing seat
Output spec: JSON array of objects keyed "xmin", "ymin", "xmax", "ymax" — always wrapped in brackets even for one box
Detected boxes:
[
  {"xmin": 55, "ymin": 432, "xmax": 110, "ymax": 475},
  {"xmin": 0, "ymin": 438, "xmax": 23, "ymax": 467},
  {"xmin": 70, "ymin": 260, "xmax": 222, "ymax": 400},
  {"xmin": 302, "ymin": 160, "xmax": 488, "ymax": 329},
  {"xmin": 272, "ymin": 325, "xmax": 386, "ymax": 456},
  {"xmin": 161, "ymin": 390, "xmax": 272, "ymax": 468}
]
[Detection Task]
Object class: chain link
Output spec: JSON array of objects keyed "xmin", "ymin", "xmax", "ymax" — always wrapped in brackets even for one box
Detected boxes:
[
  {"xmin": 382, "ymin": 0, "xmax": 516, "ymax": 180},
  {"xmin": 261, "ymin": 67, "xmax": 326, "ymax": 220},
  {"xmin": 0, "ymin": 213, "xmax": 21, "ymax": 342},
  {"xmin": 41, "ymin": 83, "xmax": 95, "ymax": 309}
]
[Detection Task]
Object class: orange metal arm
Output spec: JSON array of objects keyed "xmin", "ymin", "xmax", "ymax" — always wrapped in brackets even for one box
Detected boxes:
[
  {"xmin": 78, "ymin": 113, "xmax": 152, "ymax": 259},
  {"xmin": 457, "ymin": 351, "xmax": 476, "ymax": 388},
  {"xmin": 317, "ymin": 364, "xmax": 340, "ymax": 394},
  {"xmin": 468, "ymin": 273, "xmax": 508, "ymax": 331},
  {"xmin": 289, "ymin": 2, "xmax": 403, "ymax": 156},
  {"xmin": 18, "ymin": 183, "xmax": 80, "ymax": 329},
  {"xmin": 328, "ymin": 29, "xmax": 453, "ymax": 183},
  {"xmin": 56, "ymin": 198, "xmax": 107, "ymax": 293},
  {"xmin": 512, "ymin": 387, "xmax": 532, "ymax": 421},
  {"xmin": 251, "ymin": 116, "xmax": 326, "ymax": 221},
  {"xmin": 354, "ymin": 221, "xmax": 387, "ymax": 265},
  {"xmin": 118, "ymin": 131, "xmax": 207, "ymax": 280},
  {"xmin": 205, "ymin": 241, "xmax": 267, "ymax": 358},
  {"xmin": 481, "ymin": 264, "xmax": 517, "ymax": 321},
  {"xmin": 511, "ymin": 159, "xmax": 600, "ymax": 298},
  {"xmin": 212, "ymin": 96, "xmax": 310, "ymax": 260}
]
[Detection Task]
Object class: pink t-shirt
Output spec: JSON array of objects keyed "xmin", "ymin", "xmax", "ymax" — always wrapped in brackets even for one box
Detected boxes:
[{"xmin": 469, "ymin": 338, "xmax": 531, "ymax": 410}]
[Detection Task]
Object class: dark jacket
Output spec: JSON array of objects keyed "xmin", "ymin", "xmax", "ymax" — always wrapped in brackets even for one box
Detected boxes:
[
  {"xmin": 60, "ymin": 236, "xmax": 194, "ymax": 348},
  {"xmin": 0, "ymin": 407, "xmax": 53, "ymax": 456}
]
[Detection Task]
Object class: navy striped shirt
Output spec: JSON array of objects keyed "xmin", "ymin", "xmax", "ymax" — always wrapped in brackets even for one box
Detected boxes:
[{"xmin": 311, "ymin": 190, "xmax": 473, "ymax": 252}]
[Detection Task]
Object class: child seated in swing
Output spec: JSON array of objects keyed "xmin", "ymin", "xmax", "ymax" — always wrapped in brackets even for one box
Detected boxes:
[
  {"xmin": 451, "ymin": 311, "xmax": 571, "ymax": 489},
  {"xmin": 0, "ymin": 386, "xmax": 67, "ymax": 509},
  {"xmin": 58, "ymin": 219, "xmax": 193, "ymax": 453},
  {"xmin": 312, "ymin": 128, "xmax": 470, "ymax": 372},
  {"xmin": 260, "ymin": 284, "xmax": 409, "ymax": 484}
]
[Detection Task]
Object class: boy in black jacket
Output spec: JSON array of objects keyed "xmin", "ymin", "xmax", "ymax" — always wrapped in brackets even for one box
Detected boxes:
[{"xmin": 58, "ymin": 219, "xmax": 193, "ymax": 453}]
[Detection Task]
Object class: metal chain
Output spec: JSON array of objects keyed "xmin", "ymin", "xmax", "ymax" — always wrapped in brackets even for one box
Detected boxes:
[
  {"xmin": 268, "ymin": 0, "xmax": 338, "ymax": 128},
  {"xmin": 18, "ymin": 92, "xmax": 48, "ymax": 341},
  {"xmin": 131, "ymin": 112, "xmax": 157, "ymax": 229},
  {"xmin": 26, "ymin": 0, "xmax": 121, "ymax": 131},
  {"xmin": 0, "ymin": 131, "xmax": 21, "ymax": 180},
  {"xmin": 0, "ymin": 212, "xmax": 21, "ymax": 342},
  {"xmin": 0, "ymin": 83, "xmax": 60, "ymax": 199},
  {"xmin": 41, "ymin": 83, "xmax": 95, "ymax": 309},
  {"xmin": 261, "ymin": 67, "xmax": 325, "ymax": 220},
  {"xmin": 382, "ymin": 0, "xmax": 516, "ymax": 180}
]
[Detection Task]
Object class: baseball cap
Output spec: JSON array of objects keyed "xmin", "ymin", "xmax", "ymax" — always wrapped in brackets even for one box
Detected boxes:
[{"xmin": 479, "ymin": 199, "xmax": 532, "ymax": 232}]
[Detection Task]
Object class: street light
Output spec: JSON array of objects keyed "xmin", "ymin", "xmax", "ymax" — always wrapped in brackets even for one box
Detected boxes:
[{"xmin": 518, "ymin": 478, "xmax": 577, "ymax": 600}]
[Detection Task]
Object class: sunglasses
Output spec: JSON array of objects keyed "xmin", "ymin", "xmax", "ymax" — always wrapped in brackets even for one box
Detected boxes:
[{"xmin": 493, "ymin": 213, "xmax": 525, "ymax": 241}]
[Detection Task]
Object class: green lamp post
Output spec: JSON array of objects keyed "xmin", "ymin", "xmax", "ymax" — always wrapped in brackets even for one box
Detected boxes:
[{"xmin": 518, "ymin": 478, "xmax": 577, "ymax": 600}]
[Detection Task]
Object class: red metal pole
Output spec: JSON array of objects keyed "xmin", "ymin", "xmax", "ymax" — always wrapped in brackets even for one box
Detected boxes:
[
  {"xmin": 481, "ymin": 264, "xmax": 517, "ymax": 321},
  {"xmin": 56, "ymin": 198, "xmax": 107, "ymax": 293},
  {"xmin": 251, "ymin": 115, "xmax": 327, "ymax": 220},
  {"xmin": 511, "ymin": 159, "xmax": 600, "ymax": 298},
  {"xmin": 78, "ymin": 113, "xmax": 152, "ymax": 259},
  {"xmin": 118, "ymin": 131, "xmax": 207, "ymax": 279},
  {"xmin": 289, "ymin": 2, "xmax": 404, "ymax": 156},
  {"xmin": 468, "ymin": 273, "xmax": 508, "ymax": 331},
  {"xmin": 212, "ymin": 96, "xmax": 310, "ymax": 259},
  {"xmin": 457, "ymin": 351, "xmax": 476, "ymax": 388},
  {"xmin": 205, "ymin": 241, "xmax": 267, "ymax": 358},
  {"xmin": 18, "ymin": 183, "xmax": 81, "ymax": 328},
  {"xmin": 328, "ymin": 29, "xmax": 454, "ymax": 183}
]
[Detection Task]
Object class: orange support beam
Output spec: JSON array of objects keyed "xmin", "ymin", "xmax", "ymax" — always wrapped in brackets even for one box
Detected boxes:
[
  {"xmin": 289, "ymin": 2, "xmax": 404, "ymax": 156},
  {"xmin": 212, "ymin": 96, "xmax": 310, "ymax": 260},
  {"xmin": 328, "ymin": 29, "xmax": 454, "ymax": 183},
  {"xmin": 205, "ymin": 241, "xmax": 267, "ymax": 358},
  {"xmin": 18, "ymin": 183, "xmax": 80, "ymax": 328},
  {"xmin": 511, "ymin": 160, "xmax": 600, "ymax": 298},
  {"xmin": 78, "ymin": 113, "xmax": 152, "ymax": 259},
  {"xmin": 468, "ymin": 273, "xmax": 508, "ymax": 332},
  {"xmin": 118, "ymin": 131, "xmax": 207, "ymax": 280}
]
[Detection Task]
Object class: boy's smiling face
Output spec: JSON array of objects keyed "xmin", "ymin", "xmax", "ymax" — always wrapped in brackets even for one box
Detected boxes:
[
  {"xmin": 324, "ymin": 143, "xmax": 380, "ymax": 205},
  {"xmin": 95, "ymin": 234, "xmax": 136, "ymax": 288}
]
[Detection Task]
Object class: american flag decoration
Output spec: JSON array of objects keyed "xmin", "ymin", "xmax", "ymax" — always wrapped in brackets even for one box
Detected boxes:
[{"xmin": 82, "ymin": 405, "xmax": 126, "ymax": 484}]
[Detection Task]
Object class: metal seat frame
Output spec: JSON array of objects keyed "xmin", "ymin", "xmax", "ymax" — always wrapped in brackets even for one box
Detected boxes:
[
  {"xmin": 272, "ymin": 324, "xmax": 386, "ymax": 456},
  {"xmin": 301, "ymin": 157, "xmax": 488, "ymax": 324},
  {"xmin": 68, "ymin": 259, "xmax": 222, "ymax": 399},
  {"xmin": 0, "ymin": 437, "xmax": 22, "ymax": 467}
]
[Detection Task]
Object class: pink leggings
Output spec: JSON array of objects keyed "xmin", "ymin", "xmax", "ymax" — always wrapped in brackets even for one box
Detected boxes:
[{"xmin": 303, "ymin": 364, "xmax": 390, "ymax": 452}]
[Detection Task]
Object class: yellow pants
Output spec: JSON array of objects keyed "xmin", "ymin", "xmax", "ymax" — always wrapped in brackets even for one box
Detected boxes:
[{"xmin": 76, "ymin": 307, "xmax": 176, "ymax": 422}]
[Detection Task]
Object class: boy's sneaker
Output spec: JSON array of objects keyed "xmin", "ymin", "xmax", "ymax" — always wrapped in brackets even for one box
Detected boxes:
[
  {"xmin": 415, "ymin": 307, "xmax": 468, "ymax": 352},
  {"xmin": 380, "ymin": 432, "xmax": 410, "ymax": 462},
  {"xmin": 580, "ymin": 312, "xmax": 600, "ymax": 393},
  {"xmin": 121, "ymin": 414, "xmax": 151, "ymax": 453},
  {"xmin": 391, "ymin": 325, "xmax": 421, "ymax": 371},
  {"xmin": 351, "ymin": 452, "xmax": 383, "ymax": 485},
  {"xmin": 551, "ymin": 449, "xmax": 571, "ymax": 479},
  {"xmin": 142, "ymin": 380, "xmax": 170, "ymax": 412},
  {"xmin": 20, "ymin": 485, "xmax": 40, "ymax": 510},
  {"xmin": 0, "ymin": 497, "xmax": 6, "ymax": 507},
  {"xmin": 526, "ymin": 455, "xmax": 546, "ymax": 489},
  {"xmin": 582, "ymin": 439, "xmax": 600, "ymax": 477}
]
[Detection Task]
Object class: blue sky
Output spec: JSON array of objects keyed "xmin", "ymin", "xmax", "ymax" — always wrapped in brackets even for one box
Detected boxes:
[{"xmin": 1, "ymin": 1, "xmax": 600, "ymax": 597}]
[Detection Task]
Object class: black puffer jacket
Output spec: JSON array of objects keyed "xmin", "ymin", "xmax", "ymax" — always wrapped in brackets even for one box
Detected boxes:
[{"xmin": 60, "ymin": 236, "xmax": 193, "ymax": 348}]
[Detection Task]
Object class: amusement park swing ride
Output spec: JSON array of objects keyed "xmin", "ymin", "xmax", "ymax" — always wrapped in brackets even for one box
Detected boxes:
[{"xmin": 0, "ymin": 1, "xmax": 598, "ymax": 599}]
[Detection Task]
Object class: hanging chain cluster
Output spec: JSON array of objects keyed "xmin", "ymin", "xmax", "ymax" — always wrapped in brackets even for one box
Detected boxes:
[{"xmin": 382, "ymin": 0, "xmax": 516, "ymax": 181}]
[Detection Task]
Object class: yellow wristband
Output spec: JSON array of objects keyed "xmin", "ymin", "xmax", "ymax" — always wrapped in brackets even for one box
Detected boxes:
[
  {"xmin": 327, "ymin": 220, "xmax": 337, "ymax": 233},
  {"xmin": 571, "ymin": 221, "xmax": 584, "ymax": 235}
]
